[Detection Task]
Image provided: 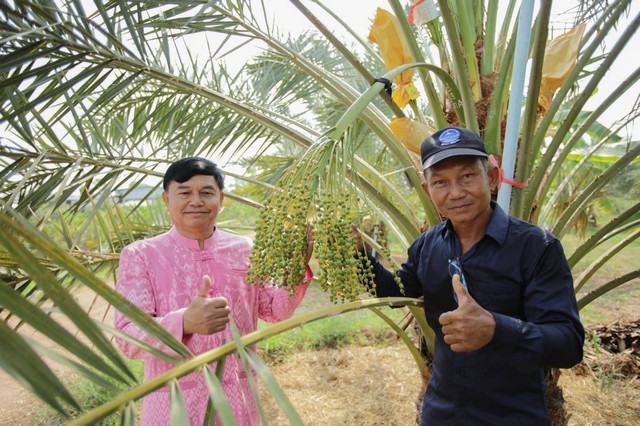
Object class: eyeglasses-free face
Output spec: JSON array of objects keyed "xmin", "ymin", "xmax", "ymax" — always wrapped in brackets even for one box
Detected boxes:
[{"xmin": 162, "ymin": 175, "xmax": 225, "ymax": 241}]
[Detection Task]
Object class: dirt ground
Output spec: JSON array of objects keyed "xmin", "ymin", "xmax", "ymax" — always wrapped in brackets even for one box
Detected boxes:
[{"xmin": 0, "ymin": 288, "xmax": 638, "ymax": 425}]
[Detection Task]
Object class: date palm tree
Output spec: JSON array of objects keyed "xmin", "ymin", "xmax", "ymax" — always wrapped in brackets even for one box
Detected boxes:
[{"xmin": 1, "ymin": 0, "xmax": 638, "ymax": 424}]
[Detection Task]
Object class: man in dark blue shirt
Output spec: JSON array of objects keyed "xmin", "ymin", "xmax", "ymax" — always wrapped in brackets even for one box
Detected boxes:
[{"xmin": 360, "ymin": 127, "xmax": 584, "ymax": 425}]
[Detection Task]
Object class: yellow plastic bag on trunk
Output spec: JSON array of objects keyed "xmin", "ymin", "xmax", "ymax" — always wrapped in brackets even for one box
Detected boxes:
[
  {"xmin": 369, "ymin": 8, "xmax": 420, "ymax": 108},
  {"xmin": 389, "ymin": 117, "xmax": 434, "ymax": 154},
  {"xmin": 539, "ymin": 23, "xmax": 586, "ymax": 112}
]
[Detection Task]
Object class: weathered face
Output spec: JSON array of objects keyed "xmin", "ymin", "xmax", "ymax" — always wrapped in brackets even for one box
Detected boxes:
[
  {"xmin": 162, "ymin": 174, "xmax": 224, "ymax": 239},
  {"xmin": 423, "ymin": 156, "xmax": 498, "ymax": 228}
]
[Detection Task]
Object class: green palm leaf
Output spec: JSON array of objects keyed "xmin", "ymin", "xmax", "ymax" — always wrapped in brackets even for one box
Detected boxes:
[{"xmin": 1, "ymin": 1, "xmax": 639, "ymax": 423}]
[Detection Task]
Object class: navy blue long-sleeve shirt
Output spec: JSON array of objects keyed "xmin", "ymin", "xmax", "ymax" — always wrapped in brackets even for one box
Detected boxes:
[{"xmin": 369, "ymin": 203, "xmax": 584, "ymax": 425}]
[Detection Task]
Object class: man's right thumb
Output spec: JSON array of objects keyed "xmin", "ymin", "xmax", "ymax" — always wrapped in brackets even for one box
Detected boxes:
[{"xmin": 197, "ymin": 275, "xmax": 212, "ymax": 298}]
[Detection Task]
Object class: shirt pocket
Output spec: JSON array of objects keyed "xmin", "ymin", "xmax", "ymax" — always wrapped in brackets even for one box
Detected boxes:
[{"xmin": 471, "ymin": 280, "xmax": 522, "ymax": 317}]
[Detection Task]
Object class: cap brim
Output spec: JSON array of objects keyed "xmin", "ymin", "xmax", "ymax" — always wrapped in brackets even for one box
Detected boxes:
[{"xmin": 422, "ymin": 148, "xmax": 488, "ymax": 170}]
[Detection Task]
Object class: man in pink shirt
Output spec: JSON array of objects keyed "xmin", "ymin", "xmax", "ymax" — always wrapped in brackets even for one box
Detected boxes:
[{"xmin": 115, "ymin": 157, "xmax": 313, "ymax": 425}]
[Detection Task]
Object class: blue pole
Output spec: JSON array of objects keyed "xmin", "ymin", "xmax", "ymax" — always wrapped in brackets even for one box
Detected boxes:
[{"xmin": 497, "ymin": 0, "xmax": 536, "ymax": 213}]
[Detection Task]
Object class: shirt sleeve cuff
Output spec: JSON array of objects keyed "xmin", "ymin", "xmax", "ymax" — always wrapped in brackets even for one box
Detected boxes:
[
  {"xmin": 490, "ymin": 312, "xmax": 522, "ymax": 350},
  {"xmin": 159, "ymin": 307, "xmax": 188, "ymax": 343}
]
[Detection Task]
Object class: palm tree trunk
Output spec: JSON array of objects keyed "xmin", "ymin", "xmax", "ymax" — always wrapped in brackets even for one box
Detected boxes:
[{"xmin": 545, "ymin": 367, "xmax": 570, "ymax": 426}]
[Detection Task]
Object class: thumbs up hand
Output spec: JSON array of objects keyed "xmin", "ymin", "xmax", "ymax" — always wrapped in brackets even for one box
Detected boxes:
[
  {"xmin": 183, "ymin": 275, "xmax": 231, "ymax": 336},
  {"xmin": 438, "ymin": 274, "xmax": 496, "ymax": 352},
  {"xmin": 196, "ymin": 274, "xmax": 212, "ymax": 297}
]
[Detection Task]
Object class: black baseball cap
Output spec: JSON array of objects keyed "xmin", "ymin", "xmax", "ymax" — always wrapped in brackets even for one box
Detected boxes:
[{"xmin": 420, "ymin": 127, "xmax": 487, "ymax": 170}]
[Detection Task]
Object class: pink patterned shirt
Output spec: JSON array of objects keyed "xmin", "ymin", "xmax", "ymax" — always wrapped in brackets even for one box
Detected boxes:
[{"xmin": 115, "ymin": 226, "xmax": 311, "ymax": 425}]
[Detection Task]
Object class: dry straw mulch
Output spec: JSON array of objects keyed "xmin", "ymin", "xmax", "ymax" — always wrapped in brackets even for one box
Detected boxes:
[
  {"xmin": 563, "ymin": 319, "xmax": 640, "ymax": 425},
  {"xmin": 260, "ymin": 344, "xmax": 423, "ymax": 426}
]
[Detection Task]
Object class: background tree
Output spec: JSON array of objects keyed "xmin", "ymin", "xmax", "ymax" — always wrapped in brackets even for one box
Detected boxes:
[{"xmin": 1, "ymin": 0, "xmax": 639, "ymax": 423}]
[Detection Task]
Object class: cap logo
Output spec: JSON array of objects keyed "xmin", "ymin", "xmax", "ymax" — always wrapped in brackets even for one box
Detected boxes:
[{"xmin": 438, "ymin": 128, "xmax": 461, "ymax": 146}]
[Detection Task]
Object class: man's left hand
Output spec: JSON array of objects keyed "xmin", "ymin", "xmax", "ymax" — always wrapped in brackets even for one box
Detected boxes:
[{"xmin": 438, "ymin": 274, "xmax": 496, "ymax": 352}]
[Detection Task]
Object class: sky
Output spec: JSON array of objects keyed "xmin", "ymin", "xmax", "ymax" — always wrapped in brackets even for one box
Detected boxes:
[{"xmin": 260, "ymin": 0, "xmax": 639, "ymax": 141}]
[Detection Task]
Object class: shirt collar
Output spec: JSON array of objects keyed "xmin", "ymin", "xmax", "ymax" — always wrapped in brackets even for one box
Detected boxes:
[
  {"xmin": 168, "ymin": 226, "xmax": 218, "ymax": 250},
  {"xmin": 441, "ymin": 201, "xmax": 508, "ymax": 246},
  {"xmin": 485, "ymin": 201, "xmax": 508, "ymax": 246}
]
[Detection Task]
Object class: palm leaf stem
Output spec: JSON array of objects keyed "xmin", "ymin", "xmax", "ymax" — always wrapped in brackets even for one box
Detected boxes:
[
  {"xmin": 567, "ymin": 200, "xmax": 640, "ymax": 268},
  {"xmin": 331, "ymin": 63, "xmax": 465, "ymax": 138},
  {"xmin": 483, "ymin": 20, "xmax": 517, "ymax": 154},
  {"xmin": 435, "ymin": 0, "xmax": 479, "ymax": 129},
  {"xmin": 494, "ymin": 0, "xmax": 517, "ymax": 71},
  {"xmin": 577, "ymin": 269, "xmax": 640, "ymax": 309},
  {"xmin": 574, "ymin": 226, "xmax": 640, "ymax": 292},
  {"xmin": 406, "ymin": 304, "xmax": 435, "ymax": 354},
  {"xmin": 329, "ymin": 62, "xmax": 464, "ymax": 225},
  {"xmin": 510, "ymin": 0, "xmax": 552, "ymax": 218},
  {"xmin": 481, "ymin": 0, "xmax": 499, "ymax": 75},
  {"xmin": 599, "ymin": 220, "xmax": 640, "ymax": 245},
  {"xmin": 453, "ymin": 0, "xmax": 481, "ymax": 101}
]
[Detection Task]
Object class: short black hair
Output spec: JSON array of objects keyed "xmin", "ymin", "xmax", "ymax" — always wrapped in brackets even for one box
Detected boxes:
[{"xmin": 163, "ymin": 157, "xmax": 225, "ymax": 191}]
